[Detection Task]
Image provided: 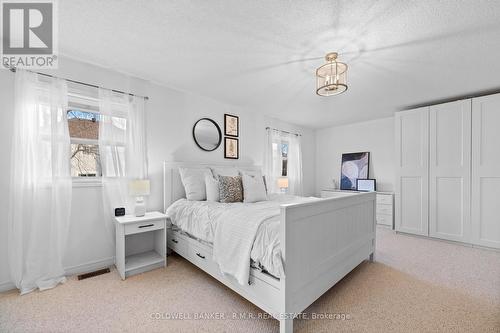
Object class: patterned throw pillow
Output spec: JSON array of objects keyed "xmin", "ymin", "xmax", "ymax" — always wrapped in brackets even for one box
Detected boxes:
[{"xmin": 218, "ymin": 176, "xmax": 243, "ymax": 203}]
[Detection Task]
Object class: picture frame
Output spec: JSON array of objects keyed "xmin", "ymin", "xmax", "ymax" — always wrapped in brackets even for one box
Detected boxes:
[
  {"xmin": 224, "ymin": 137, "xmax": 239, "ymax": 159},
  {"xmin": 224, "ymin": 114, "xmax": 239, "ymax": 137},
  {"xmin": 356, "ymin": 179, "xmax": 376, "ymax": 192},
  {"xmin": 340, "ymin": 152, "xmax": 370, "ymax": 190}
]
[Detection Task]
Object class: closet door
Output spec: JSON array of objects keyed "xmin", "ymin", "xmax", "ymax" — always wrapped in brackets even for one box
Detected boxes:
[
  {"xmin": 471, "ymin": 94, "xmax": 500, "ymax": 249},
  {"xmin": 395, "ymin": 107, "xmax": 429, "ymax": 236},
  {"xmin": 429, "ymin": 100, "xmax": 471, "ymax": 242}
]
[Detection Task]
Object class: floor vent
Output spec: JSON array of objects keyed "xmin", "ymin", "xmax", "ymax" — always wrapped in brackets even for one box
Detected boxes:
[{"xmin": 77, "ymin": 268, "xmax": 111, "ymax": 280}]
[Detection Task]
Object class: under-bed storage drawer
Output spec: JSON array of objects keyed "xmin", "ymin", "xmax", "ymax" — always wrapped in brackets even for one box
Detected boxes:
[
  {"xmin": 188, "ymin": 243, "xmax": 216, "ymax": 272},
  {"xmin": 167, "ymin": 231, "xmax": 187, "ymax": 255}
]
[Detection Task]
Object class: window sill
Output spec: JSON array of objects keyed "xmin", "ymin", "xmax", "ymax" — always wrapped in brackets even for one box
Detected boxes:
[{"xmin": 72, "ymin": 179, "xmax": 103, "ymax": 188}]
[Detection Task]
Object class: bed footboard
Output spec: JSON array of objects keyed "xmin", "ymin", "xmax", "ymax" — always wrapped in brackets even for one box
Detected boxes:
[{"xmin": 279, "ymin": 192, "xmax": 376, "ymax": 332}]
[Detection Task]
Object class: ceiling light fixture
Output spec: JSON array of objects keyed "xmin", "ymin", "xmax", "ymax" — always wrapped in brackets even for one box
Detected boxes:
[{"xmin": 316, "ymin": 52, "xmax": 348, "ymax": 96}]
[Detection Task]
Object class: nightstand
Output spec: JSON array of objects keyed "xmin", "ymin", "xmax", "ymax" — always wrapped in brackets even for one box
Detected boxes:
[{"xmin": 115, "ymin": 211, "xmax": 167, "ymax": 280}]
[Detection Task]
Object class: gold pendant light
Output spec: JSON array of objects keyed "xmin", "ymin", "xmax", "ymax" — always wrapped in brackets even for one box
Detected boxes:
[{"xmin": 316, "ymin": 52, "xmax": 348, "ymax": 96}]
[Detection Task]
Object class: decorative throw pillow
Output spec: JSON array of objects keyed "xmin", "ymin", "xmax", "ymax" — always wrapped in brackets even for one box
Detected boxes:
[
  {"xmin": 242, "ymin": 173, "xmax": 267, "ymax": 203},
  {"xmin": 205, "ymin": 173, "xmax": 220, "ymax": 202},
  {"xmin": 218, "ymin": 176, "xmax": 243, "ymax": 203},
  {"xmin": 179, "ymin": 167, "xmax": 208, "ymax": 201}
]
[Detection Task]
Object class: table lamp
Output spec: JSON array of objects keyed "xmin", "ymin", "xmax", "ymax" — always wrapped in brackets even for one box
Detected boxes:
[
  {"xmin": 129, "ymin": 179, "xmax": 150, "ymax": 217},
  {"xmin": 277, "ymin": 177, "xmax": 289, "ymax": 193}
]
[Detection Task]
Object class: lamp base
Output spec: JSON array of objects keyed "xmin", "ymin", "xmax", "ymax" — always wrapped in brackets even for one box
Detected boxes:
[{"xmin": 134, "ymin": 198, "xmax": 146, "ymax": 217}]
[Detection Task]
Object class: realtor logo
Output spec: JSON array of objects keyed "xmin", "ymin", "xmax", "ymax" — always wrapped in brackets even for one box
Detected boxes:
[{"xmin": 1, "ymin": 0, "xmax": 58, "ymax": 69}]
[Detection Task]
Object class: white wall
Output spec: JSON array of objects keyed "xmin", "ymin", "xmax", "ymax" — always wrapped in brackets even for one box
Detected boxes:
[
  {"xmin": 0, "ymin": 56, "xmax": 316, "ymax": 289},
  {"xmin": 316, "ymin": 117, "xmax": 395, "ymax": 194}
]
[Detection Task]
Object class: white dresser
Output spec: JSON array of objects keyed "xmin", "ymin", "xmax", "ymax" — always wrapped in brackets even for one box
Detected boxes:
[
  {"xmin": 375, "ymin": 192, "xmax": 394, "ymax": 228},
  {"xmin": 321, "ymin": 189, "xmax": 394, "ymax": 228}
]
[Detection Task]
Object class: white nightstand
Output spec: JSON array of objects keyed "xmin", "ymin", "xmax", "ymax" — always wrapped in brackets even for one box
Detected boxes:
[{"xmin": 115, "ymin": 211, "xmax": 167, "ymax": 280}]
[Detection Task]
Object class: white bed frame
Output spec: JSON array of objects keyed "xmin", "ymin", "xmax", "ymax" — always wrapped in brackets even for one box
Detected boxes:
[{"xmin": 163, "ymin": 162, "xmax": 376, "ymax": 333}]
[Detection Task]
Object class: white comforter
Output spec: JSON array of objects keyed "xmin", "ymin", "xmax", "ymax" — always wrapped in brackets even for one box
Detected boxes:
[{"xmin": 166, "ymin": 194, "xmax": 318, "ymax": 285}]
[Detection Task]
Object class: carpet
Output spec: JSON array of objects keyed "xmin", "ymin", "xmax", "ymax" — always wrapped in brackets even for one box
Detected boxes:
[{"xmin": 1, "ymin": 227, "xmax": 499, "ymax": 332}]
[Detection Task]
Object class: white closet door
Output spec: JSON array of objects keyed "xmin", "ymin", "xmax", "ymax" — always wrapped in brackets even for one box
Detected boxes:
[
  {"xmin": 471, "ymin": 94, "xmax": 500, "ymax": 249},
  {"xmin": 395, "ymin": 107, "xmax": 429, "ymax": 236},
  {"xmin": 429, "ymin": 100, "xmax": 471, "ymax": 242}
]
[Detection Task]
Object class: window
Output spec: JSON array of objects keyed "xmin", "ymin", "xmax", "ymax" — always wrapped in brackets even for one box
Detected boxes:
[
  {"xmin": 281, "ymin": 142, "xmax": 288, "ymax": 176},
  {"xmin": 68, "ymin": 110, "xmax": 101, "ymax": 177}
]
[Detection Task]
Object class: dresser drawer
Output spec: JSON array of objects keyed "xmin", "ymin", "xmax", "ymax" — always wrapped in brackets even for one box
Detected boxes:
[
  {"xmin": 376, "ymin": 214, "xmax": 393, "ymax": 226},
  {"xmin": 125, "ymin": 220, "xmax": 165, "ymax": 235},
  {"xmin": 377, "ymin": 204, "xmax": 393, "ymax": 216},
  {"xmin": 376, "ymin": 194, "xmax": 393, "ymax": 205},
  {"xmin": 167, "ymin": 231, "xmax": 187, "ymax": 255}
]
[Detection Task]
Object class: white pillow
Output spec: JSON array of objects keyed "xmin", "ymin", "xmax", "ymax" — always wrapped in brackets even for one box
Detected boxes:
[
  {"xmin": 239, "ymin": 169, "xmax": 267, "ymax": 193},
  {"xmin": 179, "ymin": 167, "xmax": 208, "ymax": 201},
  {"xmin": 242, "ymin": 173, "xmax": 267, "ymax": 203},
  {"xmin": 205, "ymin": 173, "xmax": 219, "ymax": 202}
]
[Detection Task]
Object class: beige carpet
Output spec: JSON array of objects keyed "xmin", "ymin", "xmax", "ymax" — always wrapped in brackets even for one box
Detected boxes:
[{"xmin": 1, "ymin": 227, "xmax": 499, "ymax": 332}]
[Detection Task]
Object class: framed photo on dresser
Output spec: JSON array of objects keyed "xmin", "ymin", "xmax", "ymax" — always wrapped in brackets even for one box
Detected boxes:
[{"xmin": 224, "ymin": 114, "xmax": 239, "ymax": 137}]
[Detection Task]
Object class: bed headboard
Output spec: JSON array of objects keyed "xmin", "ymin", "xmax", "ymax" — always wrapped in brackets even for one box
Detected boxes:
[{"xmin": 163, "ymin": 161, "xmax": 262, "ymax": 212}]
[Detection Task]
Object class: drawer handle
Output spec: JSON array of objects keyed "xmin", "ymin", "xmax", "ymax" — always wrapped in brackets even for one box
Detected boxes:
[
  {"xmin": 138, "ymin": 224, "xmax": 154, "ymax": 228},
  {"xmin": 171, "ymin": 239, "xmax": 178, "ymax": 244},
  {"xmin": 196, "ymin": 253, "xmax": 205, "ymax": 259}
]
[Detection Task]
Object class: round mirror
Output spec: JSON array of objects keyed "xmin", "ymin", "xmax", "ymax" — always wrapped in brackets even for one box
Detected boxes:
[{"xmin": 192, "ymin": 118, "xmax": 222, "ymax": 151}]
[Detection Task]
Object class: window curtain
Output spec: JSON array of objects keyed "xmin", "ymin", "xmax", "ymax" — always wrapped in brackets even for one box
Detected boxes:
[
  {"xmin": 8, "ymin": 70, "xmax": 72, "ymax": 295},
  {"xmin": 264, "ymin": 129, "xmax": 283, "ymax": 194},
  {"xmin": 264, "ymin": 128, "xmax": 303, "ymax": 195},
  {"xmin": 287, "ymin": 133, "xmax": 303, "ymax": 196},
  {"xmin": 99, "ymin": 89, "xmax": 148, "ymax": 235}
]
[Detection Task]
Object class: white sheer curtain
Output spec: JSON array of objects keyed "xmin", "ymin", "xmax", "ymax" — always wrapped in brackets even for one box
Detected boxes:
[
  {"xmin": 264, "ymin": 129, "xmax": 283, "ymax": 194},
  {"xmin": 8, "ymin": 70, "xmax": 72, "ymax": 295},
  {"xmin": 99, "ymin": 89, "xmax": 147, "ymax": 234},
  {"xmin": 264, "ymin": 128, "xmax": 303, "ymax": 195},
  {"xmin": 287, "ymin": 133, "xmax": 303, "ymax": 196}
]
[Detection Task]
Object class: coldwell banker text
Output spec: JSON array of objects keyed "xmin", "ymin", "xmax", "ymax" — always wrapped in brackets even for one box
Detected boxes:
[{"xmin": 1, "ymin": 0, "xmax": 58, "ymax": 69}]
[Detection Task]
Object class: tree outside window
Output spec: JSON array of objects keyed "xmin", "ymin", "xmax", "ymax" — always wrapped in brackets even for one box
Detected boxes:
[{"xmin": 67, "ymin": 110, "xmax": 101, "ymax": 177}]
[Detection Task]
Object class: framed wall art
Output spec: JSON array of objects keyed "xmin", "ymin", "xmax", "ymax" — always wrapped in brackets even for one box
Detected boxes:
[
  {"xmin": 224, "ymin": 137, "xmax": 239, "ymax": 159},
  {"xmin": 340, "ymin": 152, "xmax": 370, "ymax": 190},
  {"xmin": 224, "ymin": 114, "xmax": 239, "ymax": 137}
]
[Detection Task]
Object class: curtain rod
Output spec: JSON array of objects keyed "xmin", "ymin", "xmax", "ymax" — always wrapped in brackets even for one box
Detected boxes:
[
  {"xmin": 8, "ymin": 67, "xmax": 149, "ymax": 100},
  {"xmin": 265, "ymin": 126, "xmax": 301, "ymax": 137}
]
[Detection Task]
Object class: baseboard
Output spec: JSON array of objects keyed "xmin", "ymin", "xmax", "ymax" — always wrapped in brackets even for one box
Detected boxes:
[
  {"xmin": 0, "ymin": 280, "xmax": 16, "ymax": 293},
  {"xmin": 64, "ymin": 256, "xmax": 115, "ymax": 276},
  {"xmin": 395, "ymin": 231, "xmax": 500, "ymax": 252},
  {"xmin": 0, "ymin": 257, "xmax": 116, "ymax": 293}
]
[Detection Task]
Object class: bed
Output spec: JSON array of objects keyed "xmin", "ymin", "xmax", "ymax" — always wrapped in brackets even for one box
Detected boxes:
[{"xmin": 163, "ymin": 162, "xmax": 376, "ymax": 333}]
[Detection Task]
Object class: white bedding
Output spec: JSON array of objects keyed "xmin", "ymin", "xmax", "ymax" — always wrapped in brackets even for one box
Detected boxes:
[{"xmin": 166, "ymin": 194, "xmax": 318, "ymax": 284}]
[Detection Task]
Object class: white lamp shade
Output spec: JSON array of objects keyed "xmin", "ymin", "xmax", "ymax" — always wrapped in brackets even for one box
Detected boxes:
[
  {"xmin": 277, "ymin": 177, "xmax": 289, "ymax": 188},
  {"xmin": 129, "ymin": 179, "xmax": 150, "ymax": 196}
]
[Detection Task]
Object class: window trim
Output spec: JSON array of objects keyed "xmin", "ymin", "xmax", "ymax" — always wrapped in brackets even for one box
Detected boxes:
[{"xmin": 71, "ymin": 177, "xmax": 103, "ymax": 188}]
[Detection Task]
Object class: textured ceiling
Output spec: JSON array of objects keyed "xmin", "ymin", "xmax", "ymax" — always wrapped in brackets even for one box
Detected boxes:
[{"xmin": 59, "ymin": 0, "xmax": 500, "ymax": 128}]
